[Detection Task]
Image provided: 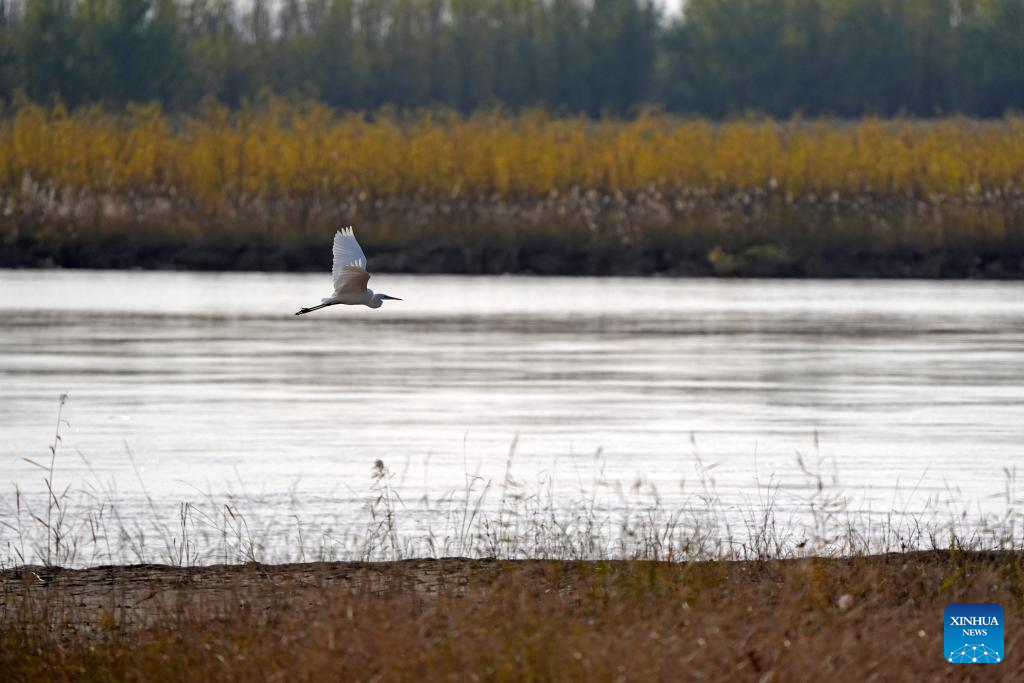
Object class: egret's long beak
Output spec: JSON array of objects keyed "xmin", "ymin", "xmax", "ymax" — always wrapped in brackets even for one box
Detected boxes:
[{"xmin": 380, "ymin": 295, "xmax": 402, "ymax": 301}]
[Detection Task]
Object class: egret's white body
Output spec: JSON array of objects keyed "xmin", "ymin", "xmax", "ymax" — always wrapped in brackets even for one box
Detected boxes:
[{"xmin": 295, "ymin": 227, "xmax": 401, "ymax": 315}]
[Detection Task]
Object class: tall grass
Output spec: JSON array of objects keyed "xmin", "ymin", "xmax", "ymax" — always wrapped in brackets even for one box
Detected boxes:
[
  {"xmin": 3, "ymin": 101, "xmax": 1023, "ymax": 274},
  {"xmin": 4, "ymin": 101, "xmax": 1023, "ymax": 200}
]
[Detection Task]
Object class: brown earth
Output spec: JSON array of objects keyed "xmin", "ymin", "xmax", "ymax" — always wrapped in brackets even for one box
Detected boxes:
[{"xmin": 2, "ymin": 551, "xmax": 1023, "ymax": 681}]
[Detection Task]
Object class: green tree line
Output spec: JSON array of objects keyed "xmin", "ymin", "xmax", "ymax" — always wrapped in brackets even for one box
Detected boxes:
[{"xmin": 0, "ymin": 0, "xmax": 1021, "ymax": 116}]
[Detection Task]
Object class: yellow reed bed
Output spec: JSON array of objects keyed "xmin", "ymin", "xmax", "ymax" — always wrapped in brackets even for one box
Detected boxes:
[{"xmin": 2, "ymin": 101, "xmax": 1023, "ymax": 205}]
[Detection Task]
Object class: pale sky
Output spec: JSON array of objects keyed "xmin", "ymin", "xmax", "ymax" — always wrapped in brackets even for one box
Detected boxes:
[{"xmin": 660, "ymin": 0, "xmax": 685, "ymax": 18}]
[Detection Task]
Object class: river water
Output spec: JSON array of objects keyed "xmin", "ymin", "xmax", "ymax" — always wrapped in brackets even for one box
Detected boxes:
[{"xmin": 2, "ymin": 270, "xmax": 1023, "ymax": 563}]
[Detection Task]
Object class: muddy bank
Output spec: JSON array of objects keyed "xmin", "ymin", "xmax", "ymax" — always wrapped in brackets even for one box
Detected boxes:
[
  {"xmin": 2, "ymin": 551, "xmax": 1023, "ymax": 680},
  {"xmin": 3, "ymin": 189, "xmax": 1024, "ymax": 278},
  {"xmin": 2, "ymin": 550, "xmax": 1018, "ymax": 620}
]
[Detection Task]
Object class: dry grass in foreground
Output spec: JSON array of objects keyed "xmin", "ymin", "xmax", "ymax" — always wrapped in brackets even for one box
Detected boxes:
[{"xmin": 2, "ymin": 551, "xmax": 1023, "ymax": 681}]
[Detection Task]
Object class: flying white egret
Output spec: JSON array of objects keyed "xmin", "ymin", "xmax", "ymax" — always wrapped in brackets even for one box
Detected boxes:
[{"xmin": 295, "ymin": 226, "xmax": 402, "ymax": 315}]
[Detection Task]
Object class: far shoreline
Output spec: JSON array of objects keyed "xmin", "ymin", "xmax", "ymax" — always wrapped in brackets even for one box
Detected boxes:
[{"xmin": 4, "ymin": 241, "xmax": 1024, "ymax": 280}]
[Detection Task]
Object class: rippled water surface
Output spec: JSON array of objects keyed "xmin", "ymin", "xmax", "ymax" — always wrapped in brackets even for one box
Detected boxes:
[{"xmin": 2, "ymin": 270, "xmax": 1023, "ymax": 562}]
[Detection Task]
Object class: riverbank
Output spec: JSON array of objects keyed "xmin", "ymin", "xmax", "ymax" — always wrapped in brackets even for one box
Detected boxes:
[{"xmin": 2, "ymin": 551, "xmax": 1022, "ymax": 680}]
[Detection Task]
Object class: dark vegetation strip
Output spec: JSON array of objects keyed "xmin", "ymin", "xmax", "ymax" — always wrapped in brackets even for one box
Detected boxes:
[{"xmin": 5, "ymin": 192, "xmax": 1024, "ymax": 277}]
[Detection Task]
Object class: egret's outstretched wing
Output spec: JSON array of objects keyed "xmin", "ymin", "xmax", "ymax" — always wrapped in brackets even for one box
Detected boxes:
[
  {"xmin": 331, "ymin": 227, "xmax": 370, "ymax": 293},
  {"xmin": 334, "ymin": 263, "xmax": 370, "ymax": 295},
  {"xmin": 332, "ymin": 227, "xmax": 368, "ymax": 282}
]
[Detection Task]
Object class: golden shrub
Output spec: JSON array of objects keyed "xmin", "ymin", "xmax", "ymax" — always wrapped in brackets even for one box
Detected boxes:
[{"xmin": 2, "ymin": 101, "xmax": 1021, "ymax": 206}]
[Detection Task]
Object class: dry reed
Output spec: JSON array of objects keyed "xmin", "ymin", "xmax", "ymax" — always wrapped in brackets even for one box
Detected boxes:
[
  {"xmin": 3, "ymin": 102, "xmax": 1023, "ymax": 199},
  {"xmin": 3, "ymin": 102, "xmax": 1023, "ymax": 276}
]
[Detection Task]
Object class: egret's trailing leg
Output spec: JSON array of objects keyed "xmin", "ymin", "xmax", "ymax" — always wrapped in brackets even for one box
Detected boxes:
[{"xmin": 295, "ymin": 303, "xmax": 332, "ymax": 316}]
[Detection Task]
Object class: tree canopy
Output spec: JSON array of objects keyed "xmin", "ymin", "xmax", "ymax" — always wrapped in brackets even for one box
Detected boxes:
[{"xmin": 0, "ymin": 0, "xmax": 1021, "ymax": 116}]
